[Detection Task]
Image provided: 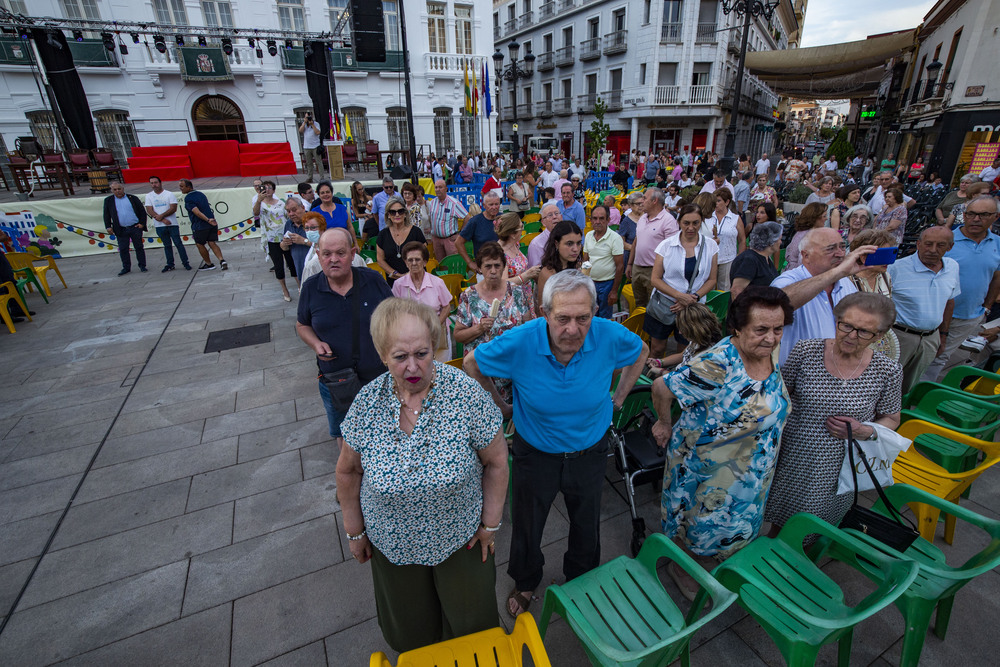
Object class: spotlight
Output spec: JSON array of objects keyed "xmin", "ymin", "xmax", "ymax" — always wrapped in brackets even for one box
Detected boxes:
[
  {"xmin": 284, "ymin": 39, "xmax": 293, "ymax": 50},
  {"xmin": 118, "ymin": 40, "xmax": 128, "ymax": 55},
  {"xmin": 221, "ymin": 37, "xmax": 233, "ymax": 55},
  {"xmin": 255, "ymin": 46, "xmax": 263, "ymax": 59},
  {"xmin": 72, "ymin": 30, "xmax": 84, "ymax": 42},
  {"xmin": 153, "ymin": 34, "xmax": 166, "ymax": 53},
  {"xmin": 18, "ymin": 28, "xmax": 30, "ymax": 40},
  {"xmin": 247, "ymin": 37, "xmax": 255, "ymax": 48},
  {"xmin": 102, "ymin": 32, "xmax": 115, "ymax": 51},
  {"xmin": 130, "ymin": 32, "xmax": 140, "ymax": 44},
  {"xmin": 197, "ymin": 35, "xmax": 206, "ymax": 47},
  {"xmin": 266, "ymin": 39, "xmax": 277, "ymax": 56},
  {"xmin": 326, "ymin": 42, "xmax": 334, "ymax": 52},
  {"xmin": 175, "ymin": 34, "xmax": 184, "ymax": 46}
]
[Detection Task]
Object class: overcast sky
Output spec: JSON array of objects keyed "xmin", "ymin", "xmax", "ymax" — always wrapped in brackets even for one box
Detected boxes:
[{"xmin": 799, "ymin": 0, "xmax": 935, "ymax": 48}]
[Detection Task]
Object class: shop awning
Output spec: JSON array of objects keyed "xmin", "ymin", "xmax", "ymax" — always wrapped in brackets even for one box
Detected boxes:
[{"xmin": 745, "ymin": 29, "xmax": 916, "ymax": 99}]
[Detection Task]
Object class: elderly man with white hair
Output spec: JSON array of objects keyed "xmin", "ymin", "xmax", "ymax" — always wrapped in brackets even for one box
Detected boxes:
[
  {"xmin": 465, "ymin": 269, "xmax": 648, "ymax": 619},
  {"xmin": 771, "ymin": 227, "xmax": 877, "ymax": 363},
  {"xmin": 426, "ymin": 178, "xmax": 470, "ymax": 261},
  {"xmin": 527, "ymin": 202, "xmax": 563, "ymax": 268}
]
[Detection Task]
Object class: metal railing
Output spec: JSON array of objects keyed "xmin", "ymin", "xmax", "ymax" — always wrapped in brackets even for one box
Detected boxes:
[
  {"xmin": 556, "ymin": 0, "xmax": 576, "ymax": 10},
  {"xmin": 519, "ymin": 11, "xmax": 534, "ymax": 29},
  {"xmin": 536, "ymin": 51, "xmax": 555, "ymax": 70},
  {"xmin": 504, "ymin": 19, "xmax": 517, "ymax": 35},
  {"xmin": 660, "ymin": 22, "xmax": 682, "ymax": 43},
  {"xmin": 580, "ymin": 37, "xmax": 601, "ymax": 60},
  {"xmin": 494, "ymin": 25, "xmax": 502, "ymax": 40},
  {"xmin": 603, "ymin": 30, "xmax": 627, "ymax": 55},
  {"xmin": 603, "ymin": 90, "xmax": 623, "ymax": 110},
  {"xmin": 516, "ymin": 102, "xmax": 533, "ymax": 118},
  {"xmin": 696, "ymin": 22, "xmax": 717, "ymax": 42},
  {"xmin": 537, "ymin": 100, "xmax": 554, "ymax": 117},
  {"xmin": 554, "ymin": 45, "xmax": 575, "ymax": 67},
  {"xmin": 577, "ymin": 93, "xmax": 597, "ymax": 111},
  {"xmin": 688, "ymin": 84, "xmax": 716, "ymax": 104},
  {"xmin": 554, "ymin": 97, "xmax": 573, "ymax": 115},
  {"xmin": 539, "ymin": 1, "xmax": 555, "ymax": 19},
  {"xmin": 654, "ymin": 85, "xmax": 680, "ymax": 104}
]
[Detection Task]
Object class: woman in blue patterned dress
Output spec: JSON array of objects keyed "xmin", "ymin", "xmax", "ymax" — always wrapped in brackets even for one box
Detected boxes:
[
  {"xmin": 651, "ymin": 286, "xmax": 793, "ymax": 600},
  {"xmin": 336, "ymin": 298, "xmax": 509, "ymax": 652}
]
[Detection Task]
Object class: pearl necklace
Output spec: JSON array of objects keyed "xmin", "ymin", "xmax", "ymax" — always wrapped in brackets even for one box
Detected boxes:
[{"xmin": 829, "ymin": 344, "xmax": 866, "ymax": 388}]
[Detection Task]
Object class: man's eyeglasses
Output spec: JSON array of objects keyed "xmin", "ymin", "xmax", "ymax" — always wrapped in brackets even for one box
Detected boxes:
[
  {"xmin": 965, "ymin": 210, "xmax": 997, "ymax": 220},
  {"xmin": 836, "ymin": 321, "xmax": 878, "ymax": 340},
  {"xmin": 387, "ymin": 209, "xmax": 406, "ymax": 216}
]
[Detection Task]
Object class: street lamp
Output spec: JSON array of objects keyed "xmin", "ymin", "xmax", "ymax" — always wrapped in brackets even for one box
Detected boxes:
[
  {"xmin": 493, "ymin": 40, "xmax": 535, "ymax": 161},
  {"xmin": 718, "ymin": 0, "xmax": 780, "ymax": 178}
]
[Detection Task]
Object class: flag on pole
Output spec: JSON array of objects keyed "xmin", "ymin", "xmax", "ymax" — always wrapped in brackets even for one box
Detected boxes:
[
  {"xmin": 344, "ymin": 113, "xmax": 353, "ymax": 142},
  {"xmin": 472, "ymin": 61, "xmax": 479, "ymax": 117},
  {"xmin": 329, "ymin": 111, "xmax": 336, "ymax": 140},
  {"xmin": 464, "ymin": 61, "xmax": 472, "ymax": 116},
  {"xmin": 332, "ymin": 111, "xmax": 342, "ymax": 142},
  {"xmin": 482, "ymin": 62, "xmax": 492, "ymax": 118}
]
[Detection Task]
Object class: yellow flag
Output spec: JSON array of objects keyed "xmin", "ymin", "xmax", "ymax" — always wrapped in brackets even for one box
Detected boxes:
[
  {"xmin": 464, "ymin": 61, "xmax": 472, "ymax": 116},
  {"xmin": 344, "ymin": 113, "xmax": 353, "ymax": 142}
]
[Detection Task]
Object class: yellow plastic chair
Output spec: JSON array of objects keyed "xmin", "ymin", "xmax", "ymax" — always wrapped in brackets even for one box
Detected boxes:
[
  {"xmin": 439, "ymin": 273, "xmax": 464, "ymax": 311},
  {"xmin": 370, "ymin": 613, "xmax": 552, "ymax": 667},
  {"xmin": 520, "ymin": 231, "xmax": 540, "ymax": 247},
  {"xmin": 368, "ymin": 263, "xmax": 389, "ymax": 282},
  {"xmin": 620, "ymin": 283, "xmax": 636, "ymax": 314},
  {"xmin": 894, "ymin": 419, "xmax": 1000, "ymax": 544},
  {"xmin": 0, "ymin": 280, "xmax": 31, "ymax": 333},
  {"xmin": 424, "ymin": 258, "xmax": 438, "ymax": 274},
  {"xmin": 5, "ymin": 252, "xmax": 50, "ymax": 302},
  {"xmin": 621, "ymin": 307, "xmax": 649, "ymax": 343},
  {"xmin": 28, "ymin": 254, "xmax": 67, "ymax": 294},
  {"xmin": 445, "ymin": 357, "xmax": 464, "ymax": 370}
]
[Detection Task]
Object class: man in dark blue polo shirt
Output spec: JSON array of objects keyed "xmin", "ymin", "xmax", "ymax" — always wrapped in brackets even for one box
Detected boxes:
[
  {"xmin": 297, "ymin": 227, "xmax": 392, "ymax": 442},
  {"xmin": 465, "ymin": 269, "xmax": 648, "ymax": 617},
  {"xmin": 456, "ymin": 191, "xmax": 501, "ymax": 273},
  {"xmin": 179, "ymin": 179, "xmax": 229, "ymax": 271}
]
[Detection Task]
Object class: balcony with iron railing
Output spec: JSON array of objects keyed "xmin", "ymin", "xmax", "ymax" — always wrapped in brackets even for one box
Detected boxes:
[
  {"xmin": 654, "ymin": 85, "xmax": 680, "ymax": 105},
  {"xmin": 555, "ymin": 45, "xmax": 575, "ymax": 67},
  {"xmin": 516, "ymin": 102, "xmax": 533, "ymax": 119},
  {"xmin": 556, "ymin": 0, "xmax": 576, "ymax": 10},
  {"xmin": 688, "ymin": 84, "xmax": 717, "ymax": 104},
  {"xmin": 494, "ymin": 24, "xmax": 502, "ymax": 40},
  {"xmin": 537, "ymin": 100, "xmax": 554, "ymax": 118},
  {"xmin": 539, "ymin": 1, "xmax": 555, "ymax": 19},
  {"xmin": 580, "ymin": 37, "xmax": 601, "ymax": 61},
  {"xmin": 281, "ymin": 47, "xmax": 404, "ymax": 71},
  {"xmin": 661, "ymin": 22, "xmax": 682, "ymax": 43},
  {"xmin": 603, "ymin": 90, "xmax": 623, "ymax": 110},
  {"xmin": 554, "ymin": 97, "xmax": 573, "ymax": 115},
  {"xmin": 504, "ymin": 19, "xmax": 517, "ymax": 35},
  {"xmin": 519, "ymin": 11, "xmax": 534, "ymax": 29},
  {"xmin": 696, "ymin": 22, "xmax": 717, "ymax": 43},
  {"xmin": 502, "ymin": 105, "xmax": 514, "ymax": 118},
  {"xmin": 577, "ymin": 92, "xmax": 597, "ymax": 112},
  {"xmin": 536, "ymin": 51, "xmax": 555, "ymax": 71},
  {"xmin": 146, "ymin": 43, "xmax": 262, "ymax": 70},
  {"xmin": 603, "ymin": 30, "xmax": 627, "ymax": 55}
]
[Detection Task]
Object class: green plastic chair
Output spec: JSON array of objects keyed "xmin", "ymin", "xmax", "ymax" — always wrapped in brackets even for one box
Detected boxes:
[
  {"xmin": 706, "ymin": 512, "xmax": 919, "ymax": 667},
  {"xmin": 538, "ymin": 533, "xmax": 736, "ymax": 667},
  {"xmin": 359, "ymin": 248, "xmax": 377, "ymax": 264},
  {"xmin": 433, "ymin": 253, "xmax": 468, "ymax": 277},
  {"xmin": 705, "ymin": 290, "xmax": 731, "ymax": 332},
  {"xmin": 8, "ymin": 257, "xmax": 50, "ymax": 305},
  {"xmin": 523, "ymin": 221, "xmax": 541, "ymax": 234},
  {"xmin": 901, "ymin": 387, "xmax": 1000, "ymax": 440},
  {"xmin": 812, "ymin": 483, "xmax": 1000, "ymax": 667}
]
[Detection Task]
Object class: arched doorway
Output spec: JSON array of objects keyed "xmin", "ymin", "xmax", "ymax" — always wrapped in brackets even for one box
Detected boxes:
[{"xmin": 192, "ymin": 95, "xmax": 248, "ymax": 142}]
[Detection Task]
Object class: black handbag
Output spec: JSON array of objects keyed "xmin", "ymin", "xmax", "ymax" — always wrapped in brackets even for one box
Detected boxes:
[
  {"xmin": 838, "ymin": 424, "xmax": 920, "ymax": 552},
  {"xmin": 318, "ymin": 268, "xmax": 363, "ymax": 413}
]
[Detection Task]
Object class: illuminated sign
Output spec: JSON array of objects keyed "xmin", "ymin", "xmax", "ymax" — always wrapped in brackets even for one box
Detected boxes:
[{"xmin": 861, "ymin": 109, "xmax": 879, "ymax": 119}]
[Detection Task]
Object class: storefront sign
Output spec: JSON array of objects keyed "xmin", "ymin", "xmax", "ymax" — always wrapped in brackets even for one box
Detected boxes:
[
  {"xmin": 179, "ymin": 46, "xmax": 233, "ymax": 82},
  {"xmin": 646, "ymin": 120, "xmax": 689, "ymax": 129},
  {"xmin": 536, "ymin": 122, "xmax": 557, "ymax": 129},
  {"xmin": 623, "ymin": 96, "xmax": 646, "ymax": 105},
  {"xmin": 966, "ymin": 85, "xmax": 985, "ymax": 97}
]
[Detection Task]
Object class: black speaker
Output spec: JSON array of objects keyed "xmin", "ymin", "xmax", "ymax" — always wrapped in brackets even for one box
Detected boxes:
[
  {"xmin": 390, "ymin": 163, "xmax": 413, "ymax": 180},
  {"xmin": 350, "ymin": 0, "xmax": 386, "ymax": 63}
]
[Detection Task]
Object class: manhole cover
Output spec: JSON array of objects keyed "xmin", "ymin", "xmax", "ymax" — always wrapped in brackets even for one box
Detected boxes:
[{"xmin": 204, "ymin": 324, "xmax": 271, "ymax": 353}]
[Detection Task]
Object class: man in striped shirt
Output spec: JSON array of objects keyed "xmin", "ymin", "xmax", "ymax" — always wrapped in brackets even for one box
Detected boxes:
[{"xmin": 426, "ymin": 178, "xmax": 470, "ymax": 261}]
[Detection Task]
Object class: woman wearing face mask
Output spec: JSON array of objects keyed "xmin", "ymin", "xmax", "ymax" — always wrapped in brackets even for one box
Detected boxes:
[{"xmin": 535, "ymin": 220, "xmax": 583, "ymax": 314}]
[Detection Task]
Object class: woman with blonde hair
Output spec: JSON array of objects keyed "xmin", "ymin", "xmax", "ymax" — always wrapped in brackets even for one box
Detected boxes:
[
  {"xmin": 495, "ymin": 212, "xmax": 540, "ymax": 306},
  {"xmin": 692, "ymin": 191, "xmax": 717, "ymax": 220},
  {"xmin": 645, "ymin": 303, "xmax": 723, "ymax": 377}
]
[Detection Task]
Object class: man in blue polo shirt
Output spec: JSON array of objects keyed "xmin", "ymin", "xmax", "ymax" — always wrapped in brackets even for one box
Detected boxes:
[
  {"xmin": 465, "ymin": 270, "xmax": 648, "ymax": 618},
  {"xmin": 456, "ymin": 191, "xmax": 501, "ymax": 273},
  {"xmin": 923, "ymin": 196, "xmax": 1000, "ymax": 380},
  {"xmin": 555, "ymin": 182, "xmax": 585, "ymax": 228}
]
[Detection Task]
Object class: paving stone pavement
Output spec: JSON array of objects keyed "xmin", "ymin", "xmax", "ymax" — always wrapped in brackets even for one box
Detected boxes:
[{"xmin": 1, "ymin": 240, "xmax": 999, "ymax": 665}]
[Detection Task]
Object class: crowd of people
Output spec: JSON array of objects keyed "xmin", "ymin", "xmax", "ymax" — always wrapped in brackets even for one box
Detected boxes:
[{"xmin": 82, "ymin": 145, "xmax": 1000, "ymax": 654}]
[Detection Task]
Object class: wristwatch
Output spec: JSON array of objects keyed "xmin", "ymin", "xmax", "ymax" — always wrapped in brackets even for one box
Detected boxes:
[{"xmin": 865, "ymin": 428, "xmax": 878, "ymax": 441}]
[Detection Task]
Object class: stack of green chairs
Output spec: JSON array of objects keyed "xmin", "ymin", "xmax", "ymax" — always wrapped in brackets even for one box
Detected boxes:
[{"xmin": 433, "ymin": 253, "xmax": 468, "ymax": 277}]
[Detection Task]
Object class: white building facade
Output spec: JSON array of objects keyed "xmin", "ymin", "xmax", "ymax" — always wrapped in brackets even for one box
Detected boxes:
[
  {"xmin": 0, "ymin": 0, "xmax": 495, "ymax": 167},
  {"xmin": 491, "ymin": 0, "xmax": 797, "ymax": 163}
]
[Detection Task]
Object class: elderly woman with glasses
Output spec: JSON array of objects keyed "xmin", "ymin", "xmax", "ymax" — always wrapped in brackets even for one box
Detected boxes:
[
  {"xmin": 764, "ymin": 292, "xmax": 903, "ymax": 532},
  {"xmin": 376, "ymin": 195, "xmax": 426, "ymax": 284}
]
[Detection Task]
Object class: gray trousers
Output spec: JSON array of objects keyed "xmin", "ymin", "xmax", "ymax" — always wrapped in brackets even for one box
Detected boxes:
[
  {"xmin": 920, "ymin": 315, "xmax": 984, "ymax": 382},
  {"xmin": 894, "ymin": 327, "xmax": 940, "ymax": 396}
]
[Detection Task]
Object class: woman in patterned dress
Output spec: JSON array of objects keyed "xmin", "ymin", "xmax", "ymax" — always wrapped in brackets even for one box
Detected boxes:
[
  {"xmin": 453, "ymin": 242, "xmax": 533, "ymax": 401},
  {"xmin": 748, "ymin": 173, "xmax": 778, "ymax": 209},
  {"xmin": 337, "ymin": 298, "xmax": 508, "ymax": 653},
  {"xmin": 764, "ymin": 292, "xmax": 902, "ymax": 533},
  {"xmin": 495, "ymin": 213, "xmax": 540, "ymax": 306},
  {"xmin": 651, "ymin": 286, "xmax": 793, "ymax": 600},
  {"xmin": 873, "ymin": 188, "xmax": 908, "ymax": 243},
  {"xmin": 252, "ymin": 180, "xmax": 297, "ymax": 301}
]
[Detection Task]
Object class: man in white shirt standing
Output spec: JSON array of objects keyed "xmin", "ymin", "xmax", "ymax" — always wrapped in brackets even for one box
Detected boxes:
[
  {"xmin": 979, "ymin": 156, "xmax": 1000, "ymax": 184},
  {"xmin": 821, "ymin": 156, "xmax": 838, "ymax": 176},
  {"xmin": 145, "ymin": 176, "xmax": 190, "ymax": 272},
  {"xmin": 539, "ymin": 161, "xmax": 559, "ymax": 190},
  {"xmin": 754, "ymin": 153, "xmax": 770, "ymax": 176},
  {"xmin": 299, "ymin": 113, "xmax": 322, "ymax": 181}
]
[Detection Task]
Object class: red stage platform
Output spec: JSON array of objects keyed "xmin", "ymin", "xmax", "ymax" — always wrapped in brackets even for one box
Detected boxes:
[{"xmin": 122, "ymin": 141, "xmax": 297, "ymax": 183}]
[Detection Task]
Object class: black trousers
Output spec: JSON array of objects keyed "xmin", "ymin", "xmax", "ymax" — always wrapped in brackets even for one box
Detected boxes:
[
  {"xmin": 508, "ymin": 432, "xmax": 609, "ymax": 592},
  {"xmin": 267, "ymin": 241, "xmax": 297, "ymax": 280},
  {"xmin": 117, "ymin": 225, "xmax": 146, "ymax": 270}
]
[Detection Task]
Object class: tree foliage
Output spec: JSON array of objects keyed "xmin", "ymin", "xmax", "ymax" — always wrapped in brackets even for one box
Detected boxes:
[
  {"xmin": 826, "ymin": 127, "xmax": 855, "ymax": 166},
  {"xmin": 586, "ymin": 97, "xmax": 610, "ymax": 160}
]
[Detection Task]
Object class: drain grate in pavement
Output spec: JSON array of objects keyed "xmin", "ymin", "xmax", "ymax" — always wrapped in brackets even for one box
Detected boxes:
[{"xmin": 204, "ymin": 324, "xmax": 271, "ymax": 353}]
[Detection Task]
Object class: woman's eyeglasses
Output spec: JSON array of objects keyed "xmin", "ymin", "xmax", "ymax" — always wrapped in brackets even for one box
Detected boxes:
[{"xmin": 836, "ymin": 321, "xmax": 878, "ymax": 340}]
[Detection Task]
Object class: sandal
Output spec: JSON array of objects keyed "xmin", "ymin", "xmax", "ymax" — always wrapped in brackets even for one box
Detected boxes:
[
  {"xmin": 648, "ymin": 358, "xmax": 663, "ymax": 368},
  {"xmin": 667, "ymin": 562, "xmax": 699, "ymax": 602},
  {"xmin": 507, "ymin": 587, "xmax": 534, "ymax": 618}
]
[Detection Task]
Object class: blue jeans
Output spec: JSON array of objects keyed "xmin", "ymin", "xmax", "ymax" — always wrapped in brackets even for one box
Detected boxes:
[
  {"xmin": 156, "ymin": 225, "xmax": 190, "ymax": 268},
  {"xmin": 593, "ymin": 279, "xmax": 615, "ymax": 319},
  {"xmin": 318, "ymin": 380, "xmax": 347, "ymax": 439}
]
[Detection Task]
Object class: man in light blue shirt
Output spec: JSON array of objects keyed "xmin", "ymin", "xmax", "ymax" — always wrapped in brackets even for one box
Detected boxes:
[
  {"xmin": 372, "ymin": 177, "xmax": 394, "ymax": 231},
  {"xmin": 888, "ymin": 226, "xmax": 961, "ymax": 393},
  {"xmin": 555, "ymin": 183, "xmax": 585, "ymax": 228},
  {"xmin": 465, "ymin": 270, "xmax": 647, "ymax": 616},
  {"xmin": 772, "ymin": 227, "xmax": 875, "ymax": 364},
  {"xmin": 733, "ymin": 171, "xmax": 752, "ymax": 213},
  {"xmin": 922, "ymin": 196, "xmax": 1000, "ymax": 380}
]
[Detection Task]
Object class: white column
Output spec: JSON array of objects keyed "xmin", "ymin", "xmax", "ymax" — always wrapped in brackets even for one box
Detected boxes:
[
  {"xmin": 706, "ymin": 117, "xmax": 717, "ymax": 153},
  {"xmin": 630, "ymin": 117, "xmax": 639, "ymax": 154}
]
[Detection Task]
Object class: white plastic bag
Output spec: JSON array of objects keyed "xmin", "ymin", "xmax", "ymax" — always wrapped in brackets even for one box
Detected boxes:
[{"xmin": 837, "ymin": 422, "xmax": 911, "ymax": 494}]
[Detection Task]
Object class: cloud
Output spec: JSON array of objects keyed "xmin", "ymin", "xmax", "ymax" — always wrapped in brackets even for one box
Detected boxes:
[{"xmin": 799, "ymin": 0, "xmax": 934, "ymax": 48}]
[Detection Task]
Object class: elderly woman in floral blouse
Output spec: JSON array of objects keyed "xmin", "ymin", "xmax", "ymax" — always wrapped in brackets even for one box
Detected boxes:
[
  {"xmin": 337, "ymin": 298, "xmax": 508, "ymax": 653},
  {"xmin": 454, "ymin": 241, "xmax": 533, "ymax": 400}
]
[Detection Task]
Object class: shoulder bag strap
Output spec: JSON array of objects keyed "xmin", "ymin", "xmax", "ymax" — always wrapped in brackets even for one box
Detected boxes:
[
  {"xmin": 350, "ymin": 268, "xmax": 361, "ymax": 371},
  {"xmin": 687, "ymin": 238, "xmax": 707, "ymax": 293},
  {"xmin": 846, "ymin": 424, "xmax": 916, "ymax": 529}
]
